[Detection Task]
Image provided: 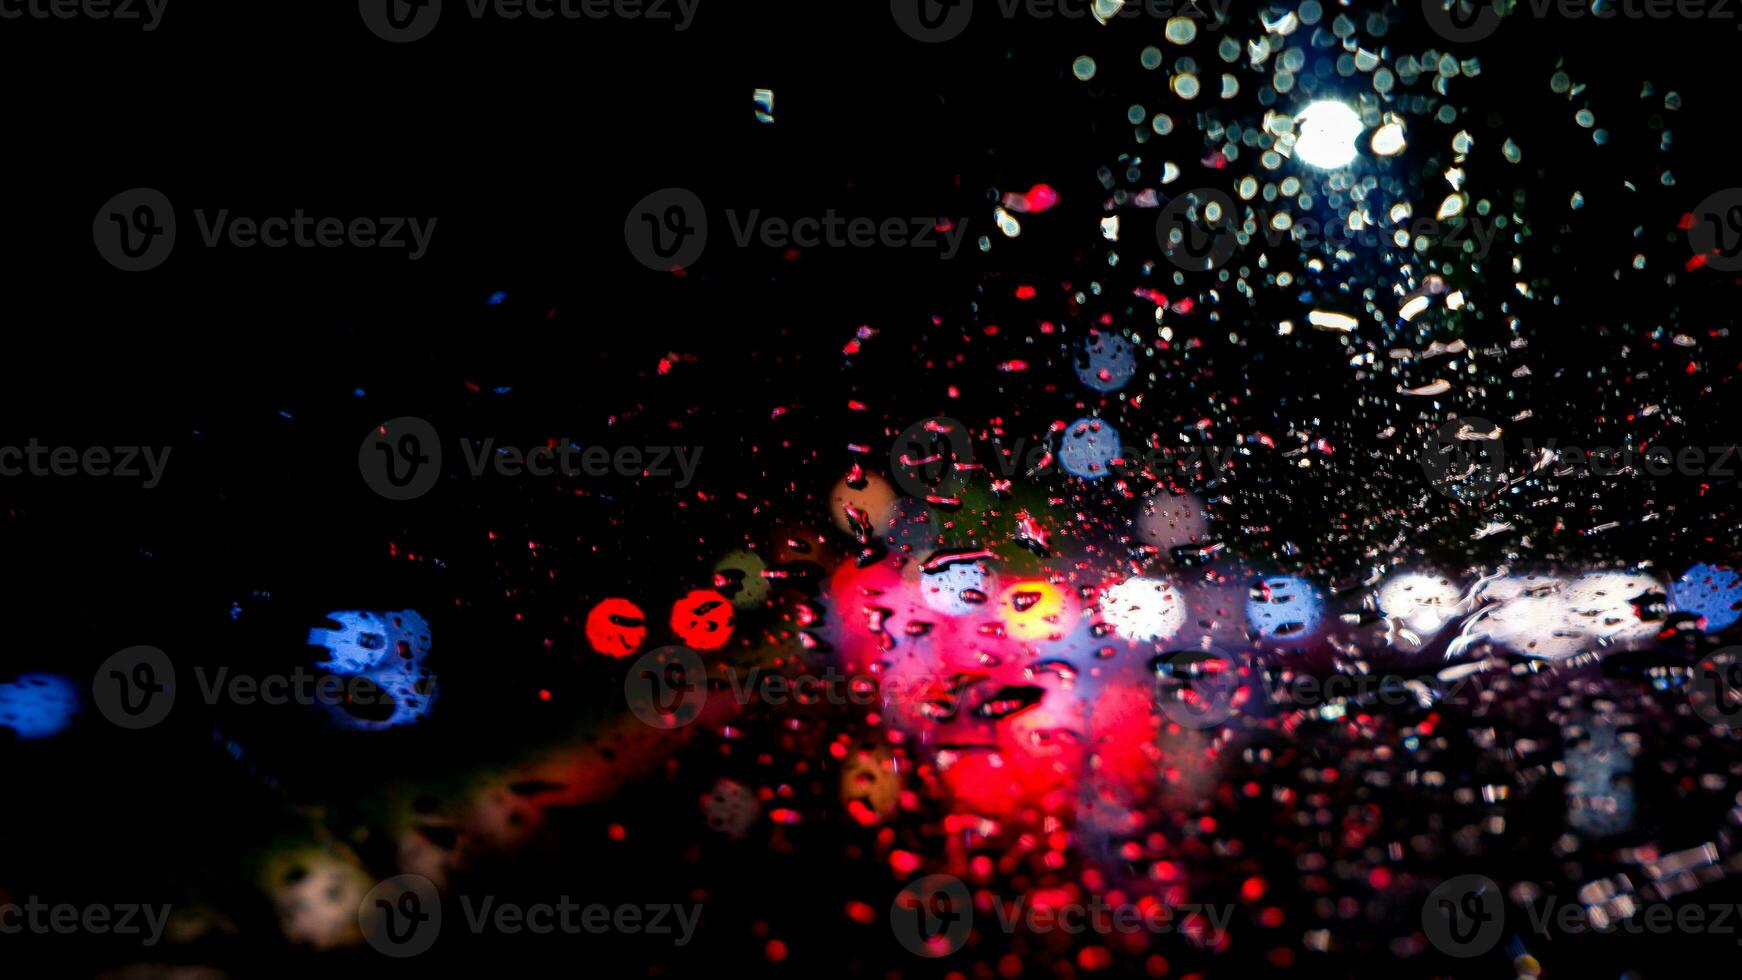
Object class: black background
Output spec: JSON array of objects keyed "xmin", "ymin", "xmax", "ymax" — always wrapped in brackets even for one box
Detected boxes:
[{"xmin": 3, "ymin": 1, "xmax": 1742, "ymax": 976}]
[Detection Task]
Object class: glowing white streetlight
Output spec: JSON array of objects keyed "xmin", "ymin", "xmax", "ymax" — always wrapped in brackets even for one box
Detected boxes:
[{"xmin": 1294, "ymin": 100, "xmax": 1364, "ymax": 169}]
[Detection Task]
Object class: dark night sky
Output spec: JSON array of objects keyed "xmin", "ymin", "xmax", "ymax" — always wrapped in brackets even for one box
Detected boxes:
[{"xmin": 3, "ymin": 2, "xmax": 1742, "ymax": 975}]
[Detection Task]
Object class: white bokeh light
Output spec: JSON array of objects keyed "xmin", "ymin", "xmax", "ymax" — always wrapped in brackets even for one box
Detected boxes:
[
  {"xmin": 1457, "ymin": 570, "xmax": 1661, "ymax": 661},
  {"xmin": 1294, "ymin": 100, "xmax": 1364, "ymax": 169},
  {"xmin": 1098, "ymin": 577, "xmax": 1186, "ymax": 642},
  {"xmin": 1376, "ymin": 571, "xmax": 1463, "ymax": 637}
]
